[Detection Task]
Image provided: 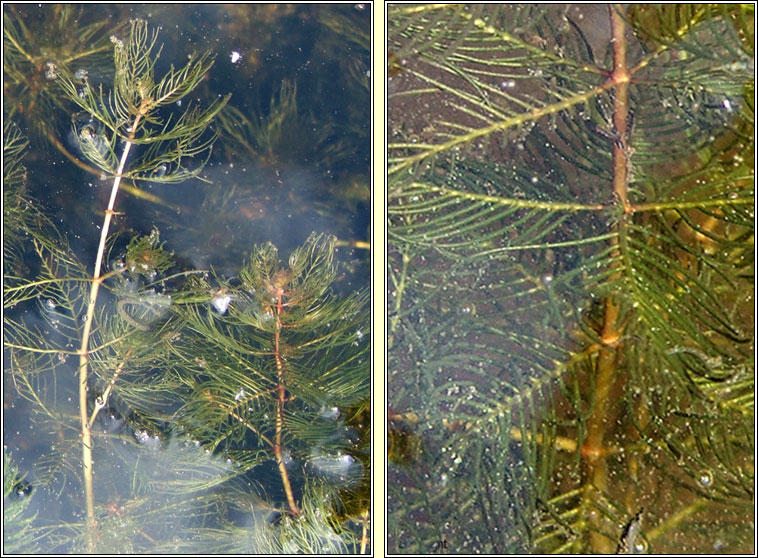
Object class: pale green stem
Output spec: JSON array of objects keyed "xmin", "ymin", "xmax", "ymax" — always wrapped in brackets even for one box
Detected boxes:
[{"xmin": 79, "ymin": 115, "xmax": 139, "ymax": 551}]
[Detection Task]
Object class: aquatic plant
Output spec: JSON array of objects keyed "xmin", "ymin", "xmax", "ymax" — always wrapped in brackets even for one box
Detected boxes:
[
  {"xmin": 4, "ymin": 450, "xmax": 40, "ymax": 554},
  {"xmin": 4, "ymin": 14, "xmax": 369, "ymax": 554},
  {"xmin": 388, "ymin": 4, "xmax": 753, "ymax": 553},
  {"xmin": 3, "ymin": 4, "xmax": 121, "ymax": 168},
  {"xmin": 55, "ymin": 19, "xmax": 226, "ymax": 547}
]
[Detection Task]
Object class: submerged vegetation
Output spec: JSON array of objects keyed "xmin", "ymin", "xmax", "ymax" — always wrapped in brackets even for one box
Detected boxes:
[
  {"xmin": 4, "ymin": 7, "xmax": 370, "ymax": 554},
  {"xmin": 388, "ymin": 4, "xmax": 753, "ymax": 554}
]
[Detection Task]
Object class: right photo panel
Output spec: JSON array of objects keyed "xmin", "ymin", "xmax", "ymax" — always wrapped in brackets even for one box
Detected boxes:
[{"xmin": 387, "ymin": 4, "xmax": 754, "ymax": 554}]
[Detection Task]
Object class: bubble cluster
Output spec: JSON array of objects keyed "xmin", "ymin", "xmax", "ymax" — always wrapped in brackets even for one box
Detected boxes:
[{"xmin": 211, "ymin": 289, "xmax": 232, "ymax": 315}]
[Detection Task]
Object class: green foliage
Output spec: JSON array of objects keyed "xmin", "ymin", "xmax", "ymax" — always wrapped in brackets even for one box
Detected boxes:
[
  {"xmin": 57, "ymin": 19, "xmax": 229, "ymax": 183},
  {"xmin": 3, "ymin": 4, "xmax": 119, "ymax": 136},
  {"xmin": 218, "ymin": 81, "xmax": 298, "ymax": 167},
  {"xmin": 388, "ymin": 4, "xmax": 753, "ymax": 554},
  {"xmin": 4, "ymin": 450, "xmax": 40, "ymax": 554},
  {"xmin": 3, "ymin": 121, "xmax": 31, "ymax": 275},
  {"xmin": 158, "ymin": 232, "xmax": 369, "ymax": 476}
]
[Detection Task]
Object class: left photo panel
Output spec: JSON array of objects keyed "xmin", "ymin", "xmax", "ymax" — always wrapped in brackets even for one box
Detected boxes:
[{"xmin": 3, "ymin": 3, "xmax": 371, "ymax": 553}]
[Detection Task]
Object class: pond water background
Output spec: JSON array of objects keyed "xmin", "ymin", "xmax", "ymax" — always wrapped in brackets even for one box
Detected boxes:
[{"xmin": 3, "ymin": 3, "xmax": 370, "ymax": 553}]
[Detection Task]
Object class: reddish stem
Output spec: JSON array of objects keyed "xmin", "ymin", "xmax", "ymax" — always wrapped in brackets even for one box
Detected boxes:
[
  {"xmin": 581, "ymin": 6, "xmax": 631, "ymax": 553},
  {"xmin": 274, "ymin": 290, "xmax": 299, "ymax": 515}
]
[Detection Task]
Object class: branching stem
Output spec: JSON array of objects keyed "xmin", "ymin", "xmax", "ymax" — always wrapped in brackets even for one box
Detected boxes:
[
  {"xmin": 581, "ymin": 6, "xmax": 631, "ymax": 553},
  {"xmin": 78, "ymin": 114, "xmax": 140, "ymax": 551}
]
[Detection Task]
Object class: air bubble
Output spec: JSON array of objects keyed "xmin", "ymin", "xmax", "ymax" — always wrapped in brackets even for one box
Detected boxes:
[
  {"xmin": 634, "ymin": 538, "xmax": 648, "ymax": 553},
  {"xmin": 457, "ymin": 304, "xmax": 476, "ymax": 316},
  {"xmin": 79, "ymin": 125, "xmax": 96, "ymax": 141},
  {"xmin": 44, "ymin": 62, "xmax": 58, "ymax": 80},
  {"xmin": 12, "ymin": 480, "xmax": 33, "ymax": 499},
  {"xmin": 282, "ymin": 448, "xmax": 293, "ymax": 465},
  {"xmin": 308, "ymin": 448, "xmax": 361, "ymax": 485},
  {"xmin": 698, "ymin": 469, "xmax": 713, "ymax": 487},
  {"xmin": 319, "ymin": 406, "xmax": 340, "ymax": 420},
  {"xmin": 211, "ymin": 290, "xmax": 232, "ymax": 315}
]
